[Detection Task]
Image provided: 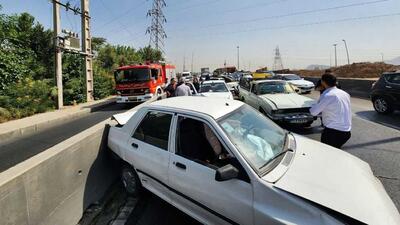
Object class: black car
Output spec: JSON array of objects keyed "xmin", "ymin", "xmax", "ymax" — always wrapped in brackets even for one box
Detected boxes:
[{"xmin": 370, "ymin": 72, "xmax": 400, "ymax": 114}]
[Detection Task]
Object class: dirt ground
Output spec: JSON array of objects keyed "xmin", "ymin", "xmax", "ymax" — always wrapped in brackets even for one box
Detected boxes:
[{"xmin": 290, "ymin": 62, "xmax": 400, "ymax": 78}]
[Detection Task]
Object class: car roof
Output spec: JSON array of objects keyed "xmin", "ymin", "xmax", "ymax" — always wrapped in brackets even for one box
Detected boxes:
[
  {"xmin": 252, "ymin": 79, "xmax": 286, "ymax": 84},
  {"xmin": 149, "ymin": 96, "xmax": 243, "ymax": 119},
  {"xmin": 201, "ymin": 80, "xmax": 225, "ymax": 84},
  {"xmin": 276, "ymin": 73, "xmax": 298, "ymax": 76}
]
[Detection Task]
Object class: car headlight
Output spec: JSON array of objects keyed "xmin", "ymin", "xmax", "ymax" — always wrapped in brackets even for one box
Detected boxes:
[{"xmin": 117, "ymin": 91, "xmax": 121, "ymax": 95}]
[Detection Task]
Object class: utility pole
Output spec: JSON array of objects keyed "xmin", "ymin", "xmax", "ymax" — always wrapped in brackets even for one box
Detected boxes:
[
  {"xmin": 183, "ymin": 55, "xmax": 186, "ymax": 72},
  {"xmin": 146, "ymin": 0, "xmax": 167, "ymax": 52},
  {"xmin": 381, "ymin": 53, "xmax": 384, "ymax": 63},
  {"xmin": 53, "ymin": 1, "xmax": 63, "ymax": 109},
  {"xmin": 237, "ymin": 46, "xmax": 240, "ymax": 71},
  {"xmin": 342, "ymin": 39, "xmax": 350, "ymax": 65},
  {"xmin": 81, "ymin": 0, "xmax": 93, "ymax": 102},
  {"xmin": 333, "ymin": 44, "xmax": 338, "ymax": 67},
  {"xmin": 191, "ymin": 52, "xmax": 194, "ymax": 72}
]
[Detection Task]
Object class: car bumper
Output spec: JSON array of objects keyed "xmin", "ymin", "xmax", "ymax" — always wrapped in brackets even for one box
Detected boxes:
[
  {"xmin": 296, "ymin": 86, "xmax": 314, "ymax": 93},
  {"xmin": 116, "ymin": 94, "xmax": 153, "ymax": 103},
  {"xmin": 271, "ymin": 114, "xmax": 316, "ymax": 124}
]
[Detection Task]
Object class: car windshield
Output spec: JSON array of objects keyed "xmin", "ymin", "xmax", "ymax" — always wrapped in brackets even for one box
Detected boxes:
[
  {"xmin": 218, "ymin": 105, "xmax": 286, "ymax": 173},
  {"xmin": 114, "ymin": 68, "xmax": 150, "ymax": 83},
  {"xmin": 199, "ymin": 82, "xmax": 228, "ymax": 93},
  {"xmin": 284, "ymin": 74, "xmax": 301, "ymax": 80},
  {"xmin": 182, "ymin": 73, "xmax": 190, "ymax": 77},
  {"xmin": 258, "ymin": 82, "xmax": 295, "ymax": 94}
]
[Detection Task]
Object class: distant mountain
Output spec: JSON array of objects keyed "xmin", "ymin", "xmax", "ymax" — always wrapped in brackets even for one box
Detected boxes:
[
  {"xmin": 386, "ymin": 56, "xmax": 400, "ymax": 65},
  {"xmin": 306, "ymin": 64, "xmax": 330, "ymax": 70}
]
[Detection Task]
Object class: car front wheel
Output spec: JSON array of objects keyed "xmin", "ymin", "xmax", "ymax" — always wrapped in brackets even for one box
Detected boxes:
[
  {"xmin": 373, "ymin": 97, "xmax": 393, "ymax": 114},
  {"xmin": 121, "ymin": 165, "xmax": 142, "ymax": 196}
]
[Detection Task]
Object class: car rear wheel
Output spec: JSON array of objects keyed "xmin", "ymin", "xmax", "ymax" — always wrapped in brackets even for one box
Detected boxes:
[
  {"xmin": 121, "ymin": 165, "xmax": 142, "ymax": 196},
  {"xmin": 373, "ymin": 97, "xmax": 393, "ymax": 114}
]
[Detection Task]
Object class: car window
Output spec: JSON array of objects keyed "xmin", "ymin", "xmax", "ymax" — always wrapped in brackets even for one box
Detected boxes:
[
  {"xmin": 200, "ymin": 82, "xmax": 228, "ymax": 93},
  {"xmin": 133, "ymin": 111, "xmax": 172, "ymax": 150},
  {"xmin": 386, "ymin": 74, "xmax": 400, "ymax": 84},
  {"xmin": 251, "ymin": 84, "xmax": 257, "ymax": 94},
  {"xmin": 258, "ymin": 82, "xmax": 295, "ymax": 94},
  {"xmin": 176, "ymin": 116, "xmax": 231, "ymax": 169},
  {"xmin": 218, "ymin": 105, "xmax": 286, "ymax": 174}
]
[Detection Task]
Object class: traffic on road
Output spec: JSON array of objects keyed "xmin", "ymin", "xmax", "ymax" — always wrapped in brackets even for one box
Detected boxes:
[{"xmin": 105, "ymin": 67, "xmax": 400, "ymax": 225}]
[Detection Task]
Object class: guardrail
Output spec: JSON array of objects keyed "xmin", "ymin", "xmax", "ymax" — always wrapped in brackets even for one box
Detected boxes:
[
  {"xmin": 304, "ymin": 77, "xmax": 375, "ymax": 99},
  {"xmin": 0, "ymin": 96, "xmax": 159, "ymax": 225}
]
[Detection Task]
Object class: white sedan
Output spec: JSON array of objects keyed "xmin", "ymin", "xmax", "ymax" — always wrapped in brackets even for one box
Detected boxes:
[
  {"xmin": 274, "ymin": 74, "xmax": 315, "ymax": 94},
  {"xmin": 108, "ymin": 97, "xmax": 400, "ymax": 225},
  {"xmin": 199, "ymin": 80, "xmax": 233, "ymax": 99}
]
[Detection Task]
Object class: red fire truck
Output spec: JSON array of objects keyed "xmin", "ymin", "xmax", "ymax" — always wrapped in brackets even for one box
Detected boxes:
[{"xmin": 114, "ymin": 62, "xmax": 176, "ymax": 103}]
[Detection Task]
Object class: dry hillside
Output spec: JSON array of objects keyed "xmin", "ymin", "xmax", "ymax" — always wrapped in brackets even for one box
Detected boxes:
[{"xmin": 291, "ymin": 62, "xmax": 400, "ymax": 78}]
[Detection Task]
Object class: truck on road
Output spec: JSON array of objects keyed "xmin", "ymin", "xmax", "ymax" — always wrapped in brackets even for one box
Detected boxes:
[{"xmin": 114, "ymin": 62, "xmax": 176, "ymax": 103}]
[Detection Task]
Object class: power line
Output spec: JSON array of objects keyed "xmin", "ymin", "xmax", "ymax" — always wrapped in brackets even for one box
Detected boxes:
[
  {"xmin": 167, "ymin": 0, "xmax": 223, "ymax": 12},
  {"xmin": 95, "ymin": 0, "xmax": 147, "ymax": 32},
  {"xmin": 98, "ymin": 0, "xmax": 144, "ymax": 46},
  {"xmin": 169, "ymin": 12, "xmax": 400, "ymax": 39},
  {"xmin": 170, "ymin": 0, "xmax": 389, "ymax": 32}
]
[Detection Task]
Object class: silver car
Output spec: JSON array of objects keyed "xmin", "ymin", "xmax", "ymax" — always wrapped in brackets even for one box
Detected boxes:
[{"xmin": 108, "ymin": 97, "xmax": 400, "ymax": 225}]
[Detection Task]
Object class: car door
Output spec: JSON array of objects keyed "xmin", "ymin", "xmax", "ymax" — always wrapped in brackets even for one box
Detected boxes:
[
  {"xmin": 168, "ymin": 115, "xmax": 254, "ymax": 225},
  {"xmin": 385, "ymin": 73, "xmax": 400, "ymax": 106},
  {"xmin": 247, "ymin": 83, "xmax": 259, "ymax": 108},
  {"xmin": 125, "ymin": 110, "xmax": 173, "ymax": 202}
]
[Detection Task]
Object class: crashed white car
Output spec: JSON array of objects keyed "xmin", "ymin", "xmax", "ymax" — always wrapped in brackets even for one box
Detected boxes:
[
  {"xmin": 108, "ymin": 97, "xmax": 400, "ymax": 225},
  {"xmin": 199, "ymin": 80, "xmax": 233, "ymax": 99},
  {"xmin": 239, "ymin": 79, "xmax": 316, "ymax": 126},
  {"xmin": 274, "ymin": 74, "xmax": 315, "ymax": 94}
]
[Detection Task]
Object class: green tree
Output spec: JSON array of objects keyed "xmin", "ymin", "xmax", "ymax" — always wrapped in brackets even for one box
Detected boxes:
[{"xmin": 137, "ymin": 45, "xmax": 164, "ymax": 62}]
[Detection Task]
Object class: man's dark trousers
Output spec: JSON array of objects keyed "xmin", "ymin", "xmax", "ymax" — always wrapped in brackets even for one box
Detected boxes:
[{"xmin": 321, "ymin": 127, "xmax": 351, "ymax": 149}]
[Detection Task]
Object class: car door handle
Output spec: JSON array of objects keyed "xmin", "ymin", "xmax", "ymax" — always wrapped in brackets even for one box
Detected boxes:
[
  {"xmin": 385, "ymin": 85, "xmax": 392, "ymax": 89},
  {"xmin": 175, "ymin": 162, "xmax": 186, "ymax": 170},
  {"xmin": 131, "ymin": 142, "xmax": 138, "ymax": 148}
]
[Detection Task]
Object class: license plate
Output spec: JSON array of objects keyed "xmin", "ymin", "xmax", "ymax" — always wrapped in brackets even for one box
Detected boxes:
[
  {"xmin": 290, "ymin": 119, "xmax": 308, "ymax": 124},
  {"xmin": 128, "ymin": 97, "xmax": 137, "ymax": 101}
]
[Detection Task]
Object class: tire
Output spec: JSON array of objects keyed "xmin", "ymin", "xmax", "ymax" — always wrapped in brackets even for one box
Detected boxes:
[
  {"xmin": 121, "ymin": 165, "xmax": 142, "ymax": 196},
  {"xmin": 373, "ymin": 97, "xmax": 393, "ymax": 114}
]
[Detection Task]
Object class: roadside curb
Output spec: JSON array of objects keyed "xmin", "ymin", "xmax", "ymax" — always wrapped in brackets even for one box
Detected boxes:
[{"xmin": 0, "ymin": 97, "xmax": 115, "ymax": 144}]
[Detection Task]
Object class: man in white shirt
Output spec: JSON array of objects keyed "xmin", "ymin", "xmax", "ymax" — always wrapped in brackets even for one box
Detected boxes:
[
  {"xmin": 175, "ymin": 77, "xmax": 193, "ymax": 97},
  {"xmin": 310, "ymin": 74, "xmax": 351, "ymax": 149}
]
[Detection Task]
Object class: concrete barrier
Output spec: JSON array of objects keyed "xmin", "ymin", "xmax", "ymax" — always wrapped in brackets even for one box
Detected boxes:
[
  {"xmin": 304, "ymin": 77, "xmax": 375, "ymax": 99},
  {"xmin": 0, "ymin": 96, "xmax": 159, "ymax": 225},
  {"xmin": 0, "ymin": 97, "xmax": 115, "ymax": 144}
]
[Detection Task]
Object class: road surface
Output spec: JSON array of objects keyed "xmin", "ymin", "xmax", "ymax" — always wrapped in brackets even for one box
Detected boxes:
[
  {"xmin": 0, "ymin": 103, "xmax": 134, "ymax": 173},
  {"xmin": 122, "ymin": 92, "xmax": 400, "ymax": 225}
]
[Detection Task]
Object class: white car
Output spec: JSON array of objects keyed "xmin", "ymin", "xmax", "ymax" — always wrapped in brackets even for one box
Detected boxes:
[
  {"xmin": 181, "ymin": 71, "xmax": 193, "ymax": 82},
  {"xmin": 239, "ymin": 79, "xmax": 316, "ymax": 126},
  {"xmin": 108, "ymin": 97, "xmax": 400, "ymax": 225},
  {"xmin": 274, "ymin": 74, "xmax": 315, "ymax": 94},
  {"xmin": 199, "ymin": 80, "xmax": 233, "ymax": 99}
]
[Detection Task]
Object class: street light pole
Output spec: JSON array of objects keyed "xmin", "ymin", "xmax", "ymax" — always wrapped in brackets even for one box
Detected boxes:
[
  {"xmin": 237, "ymin": 46, "xmax": 240, "ymax": 71},
  {"xmin": 333, "ymin": 44, "xmax": 338, "ymax": 67},
  {"xmin": 342, "ymin": 39, "xmax": 350, "ymax": 64}
]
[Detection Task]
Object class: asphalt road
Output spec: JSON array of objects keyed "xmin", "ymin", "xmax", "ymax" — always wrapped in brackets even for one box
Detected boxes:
[
  {"xmin": 0, "ymin": 103, "xmax": 134, "ymax": 173},
  {"xmin": 123, "ymin": 92, "xmax": 400, "ymax": 225}
]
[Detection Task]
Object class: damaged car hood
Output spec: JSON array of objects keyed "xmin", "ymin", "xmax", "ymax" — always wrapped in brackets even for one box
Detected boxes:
[
  {"xmin": 270, "ymin": 134, "xmax": 400, "ymax": 225},
  {"xmin": 261, "ymin": 93, "xmax": 315, "ymax": 109}
]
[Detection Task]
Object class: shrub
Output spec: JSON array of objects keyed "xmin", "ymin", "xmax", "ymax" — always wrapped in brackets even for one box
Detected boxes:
[{"xmin": 0, "ymin": 78, "xmax": 55, "ymax": 120}]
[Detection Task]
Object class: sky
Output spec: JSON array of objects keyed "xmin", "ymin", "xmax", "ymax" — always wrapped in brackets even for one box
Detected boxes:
[{"xmin": 1, "ymin": 0, "xmax": 400, "ymax": 72}]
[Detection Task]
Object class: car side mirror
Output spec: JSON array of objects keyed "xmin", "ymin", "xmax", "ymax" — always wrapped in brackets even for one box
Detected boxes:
[{"xmin": 215, "ymin": 164, "xmax": 239, "ymax": 182}]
